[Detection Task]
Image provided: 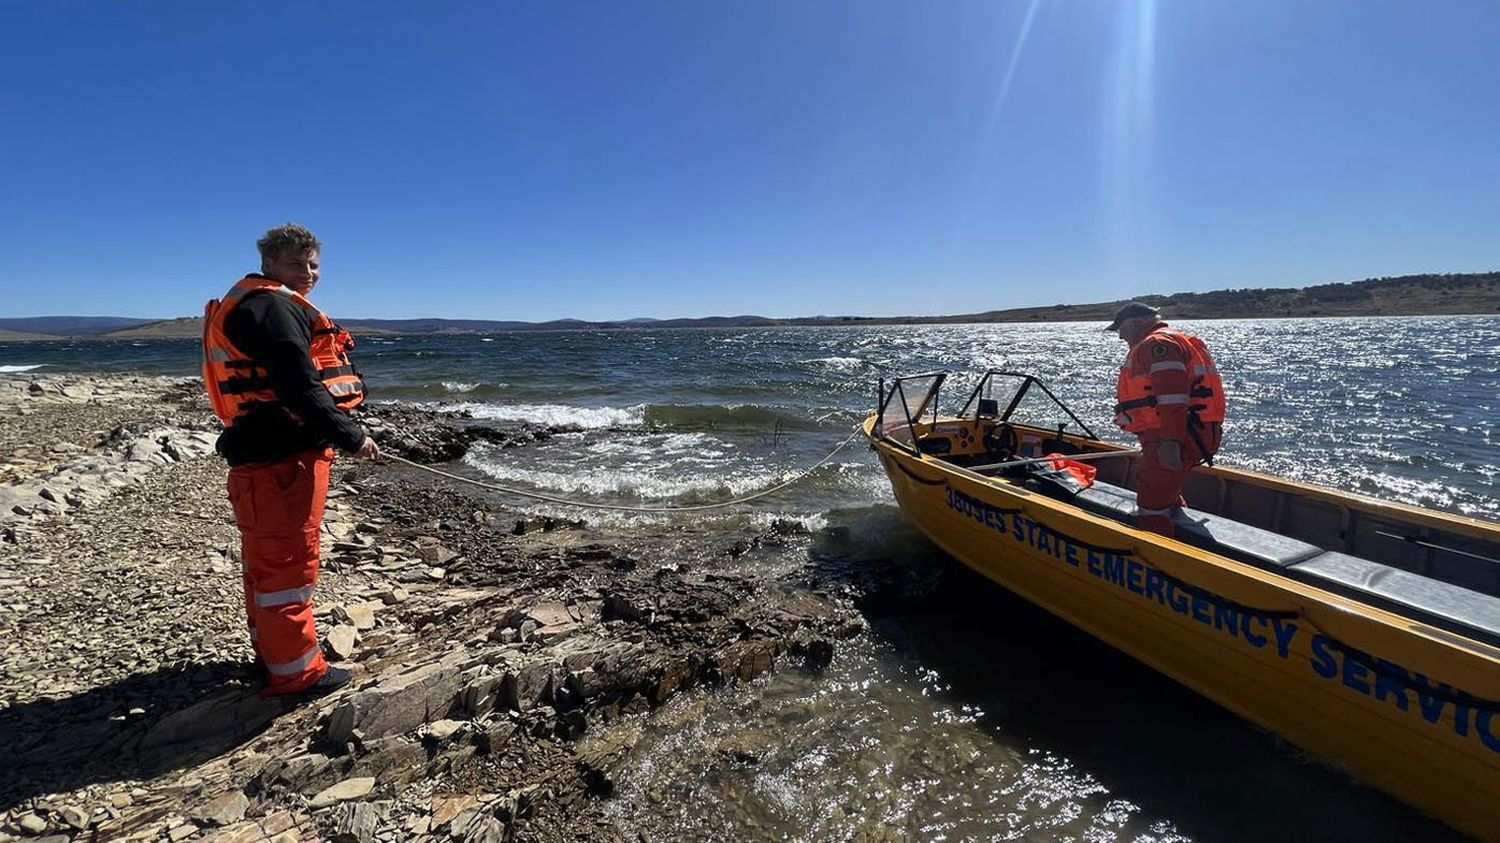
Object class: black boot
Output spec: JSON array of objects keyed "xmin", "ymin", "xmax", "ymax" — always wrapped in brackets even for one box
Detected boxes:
[{"xmin": 304, "ymin": 665, "xmax": 353, "ymax": 696}]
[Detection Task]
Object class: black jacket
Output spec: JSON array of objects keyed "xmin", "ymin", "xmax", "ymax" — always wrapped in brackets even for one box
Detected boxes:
[{"xmin": 215, "ymin": 277, "xmax": 366, "ymax": 466}]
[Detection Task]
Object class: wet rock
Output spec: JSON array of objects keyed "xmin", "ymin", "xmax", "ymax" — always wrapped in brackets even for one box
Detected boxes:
[
  {"xmin": 714, "ymin": 730, "xmax": 775, "ymax": 763},
  {"xmin": 710, "ymin": 638, "xmax": 780, "ymax": 683},
  {"xmin": 16, "ymin": 812, "xmax": 48, "ymax": 834}
]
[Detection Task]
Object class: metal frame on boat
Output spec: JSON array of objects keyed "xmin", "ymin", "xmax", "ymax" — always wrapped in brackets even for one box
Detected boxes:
[{"xmin": 865, "ymin": 370, "xmax": 1500, "ymax": 841}]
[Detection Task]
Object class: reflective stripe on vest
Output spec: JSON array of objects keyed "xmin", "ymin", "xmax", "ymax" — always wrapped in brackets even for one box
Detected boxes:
[{"xmin": 1114, "ymin": 326, "xmax": 1226, "ymax": 433}]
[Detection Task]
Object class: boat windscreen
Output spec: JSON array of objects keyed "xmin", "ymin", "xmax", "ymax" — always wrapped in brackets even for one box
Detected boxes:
[
  {"xmin": 1007, "ymin": 387, "xmax": 1088, "ymax": 435},
  {"xmin": 878, "ymin": 373, "xmax": 944, "ymax": 447},
  {"xmin": 959, "ymin": 371, "xmax": 1100, "ymax": 440}
]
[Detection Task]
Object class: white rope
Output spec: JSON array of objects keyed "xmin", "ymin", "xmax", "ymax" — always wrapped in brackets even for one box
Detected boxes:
[{"xmin": 381, "ymin": 428, "xmax": 864, "ymax": 513}]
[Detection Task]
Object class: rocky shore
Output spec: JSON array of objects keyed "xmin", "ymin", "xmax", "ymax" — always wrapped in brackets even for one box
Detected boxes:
[{"xmin": 0, "ymin": 374, "xmax": 865, "ymax": 842}]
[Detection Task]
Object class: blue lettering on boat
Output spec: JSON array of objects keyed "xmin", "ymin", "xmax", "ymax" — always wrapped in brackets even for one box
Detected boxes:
[{"xmin": 941, "ymin": 488, "xmax": 1499, "ymax": 756}]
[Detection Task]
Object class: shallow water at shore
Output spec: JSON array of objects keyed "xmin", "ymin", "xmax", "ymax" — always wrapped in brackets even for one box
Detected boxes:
[{"xmin": 6, "ymin": 318, "xmax": 1497, "ymax": 839}]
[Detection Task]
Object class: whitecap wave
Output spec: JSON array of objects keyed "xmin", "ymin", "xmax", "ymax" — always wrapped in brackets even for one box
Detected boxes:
[
  {"xmin": 585, "ymin": 432, "xmax": 716, "ymax": 458},
  {"xmin": 450, "ymin": 402, "xmax": 644, "ymax": 429},
  {"xmin": 442, "ymin": 381, "xmax": 507, "ymax": 393},
  {"xmin": 464, "ymin": 454, "xmax": 779, "ymax": 500},
  {"xmin": 803, "ymin": 356, "xmax": 864, "ymax": 371},
  {"xmin": 0, "ymin": 364, "xmax": 46, "ymax": 373}
]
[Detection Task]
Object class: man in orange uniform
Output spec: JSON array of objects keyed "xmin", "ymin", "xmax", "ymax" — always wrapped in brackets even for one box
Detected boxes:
[
  {"xmin": 1106, "ymin": 302, "xmax": 1226, "ymax": 537},
  {"xmin": 202, "ymin": 224, "xmax": 379, "ymax": 697}
]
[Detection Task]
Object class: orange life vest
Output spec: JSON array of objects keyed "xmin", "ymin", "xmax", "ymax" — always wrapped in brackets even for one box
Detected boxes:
[
  {"xmin": 1114, "ymin": 326, "xmax": 1225, "ymax": 433},
  {"xmin": 202, "ymin": 276, "xmax": 365, "ymax": 427}
]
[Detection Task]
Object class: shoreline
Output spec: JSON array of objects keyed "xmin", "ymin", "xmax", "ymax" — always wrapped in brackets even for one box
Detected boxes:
[
  {"xmin": 0, "ymin": 373, "xmax": 864, "ymax": 841},
  {"xmin": 5, "ymin": 308, "xmax": 1500, "ymax": 344}
]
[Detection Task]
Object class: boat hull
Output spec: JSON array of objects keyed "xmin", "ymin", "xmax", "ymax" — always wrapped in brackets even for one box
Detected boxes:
[{"xmin": 868, "ymin": 420, "xmax": 1500, "ymax": 840}]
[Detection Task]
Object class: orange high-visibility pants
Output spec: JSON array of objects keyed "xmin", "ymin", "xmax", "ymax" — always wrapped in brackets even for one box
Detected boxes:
[
  {"xmin": 228, "ymin": 448, "xmax": 333, "ymax": 696},
  {"xmin": 1135, "ymin": 425, "xmax": 1222, "ymax": 537}
]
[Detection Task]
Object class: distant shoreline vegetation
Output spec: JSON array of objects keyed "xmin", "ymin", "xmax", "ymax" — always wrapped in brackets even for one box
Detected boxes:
[{"xmin": 3, "ymin": 271, "xmax": 1498, "ymax": 341}]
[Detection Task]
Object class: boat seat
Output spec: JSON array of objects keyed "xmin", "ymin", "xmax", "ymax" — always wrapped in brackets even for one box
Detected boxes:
[
  {"xmin": 1289, "ymin": 552, "xmax": 1500, "ymax": 646},
  {"xmin": 1068, "ymin": 481, "xmax": 1500, "ymax": 646},
  {"xmin": 1072, "ymin": 481, "xmax": 1323, "ymax": 569}
]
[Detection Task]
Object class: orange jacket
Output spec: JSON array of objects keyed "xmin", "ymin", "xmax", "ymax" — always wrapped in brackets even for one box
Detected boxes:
[
  {"xmin": 1114, "ymin": 325, "xmax": 1225, "ymax": 437},
  {"xmin": 202, "ymin": 276, "xmax": 365, "ymax": 427}
]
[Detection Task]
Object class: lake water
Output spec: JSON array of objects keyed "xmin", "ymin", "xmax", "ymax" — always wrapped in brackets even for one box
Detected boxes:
[{"xmin": 5, "ymin": 317, "xmax": 1497, "ymax": 840}]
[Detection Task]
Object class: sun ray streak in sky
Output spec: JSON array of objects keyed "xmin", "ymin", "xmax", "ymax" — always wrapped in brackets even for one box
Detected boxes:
[
  {"xmin": 941, "ymin": 0, "xmax": 1046, "ymax": 283},
  {"xmin": 1102, "ymin": 0, "xmax": 1159, "ymax": 291}
]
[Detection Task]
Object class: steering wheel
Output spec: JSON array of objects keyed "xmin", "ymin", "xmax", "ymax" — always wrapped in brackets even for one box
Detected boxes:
[{"xmin": 983, "ymin": 422, "xmax": 1016, "ymax": 459}]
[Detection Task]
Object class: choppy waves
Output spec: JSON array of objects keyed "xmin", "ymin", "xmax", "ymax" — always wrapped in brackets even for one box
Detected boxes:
[
  {"xmin": 0, "ymin": 364, "xmax": 47, "ymax": 373},
  {"xmin": 434, "ymin": 401, "xmax": 833, "ymax": 433},
  {"xmin": 465, "ymin": 450, "xmax": 782, "ymax": 502},
  {"xmin": 644, "ymin": 403, "xmax": 827, "ymax": 432},
  {"xmin": 453, "ymin": 402, "xmax": 645, "ymax": 429},
  {"xmin": 379, "ymin": 382, "xmax": 510, "ymax": 400}
]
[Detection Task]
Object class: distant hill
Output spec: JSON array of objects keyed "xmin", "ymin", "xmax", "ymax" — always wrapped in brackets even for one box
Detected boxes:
[
  {"xmin": 8, "ymin": 271, "xmax": 1499, "ymax": 341},
  {"xmin": 96, "ymin": 317, "xmax": 205, "ymax": 340},
  {"xmin": 0, "ymin": 329, "xmax": 60, "ymax": 342},
  {"xmin": 0, "ymin": 316, "xmax": 156, "ymax": 336}
]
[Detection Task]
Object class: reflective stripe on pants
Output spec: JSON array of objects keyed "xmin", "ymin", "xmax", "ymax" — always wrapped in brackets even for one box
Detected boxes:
[{"xmin": 229, "ymin": 447, "xmax": 334, "ymax": 696}]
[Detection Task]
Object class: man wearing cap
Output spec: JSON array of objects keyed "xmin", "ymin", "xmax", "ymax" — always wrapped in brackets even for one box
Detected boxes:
[{"xmin": 1106, "ymin": 302, "xmax": 1226, "ymax": 537}]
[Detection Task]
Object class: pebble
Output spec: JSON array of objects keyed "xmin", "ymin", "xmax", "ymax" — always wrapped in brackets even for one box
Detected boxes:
[
  {"xmin": 327, "ymin": 624, "xmax": 359, "ymax": 661},
  {"xmin": 59, "ymin": 805, "xmax": 89, "ymax": 830},
  {"xmin": 426, "ymin": 719, "xmax": 463, "ymax": 741}
]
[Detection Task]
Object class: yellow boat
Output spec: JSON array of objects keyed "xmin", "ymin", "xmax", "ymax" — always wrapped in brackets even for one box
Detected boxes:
[{"xmin": 865, "ymin": 370, "xmax": 1500, "ymax": 840}]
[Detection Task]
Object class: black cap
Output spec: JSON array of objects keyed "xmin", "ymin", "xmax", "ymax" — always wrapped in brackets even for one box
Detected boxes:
[{"xmin": 1104, "ymin": 301, "xmax": 1159, "ymax": 331}]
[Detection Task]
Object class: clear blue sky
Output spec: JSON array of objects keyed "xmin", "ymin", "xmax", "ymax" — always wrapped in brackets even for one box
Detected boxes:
[{"xmin": 2, "ymin": 1, "xmax": 1497, "ymax": 321}]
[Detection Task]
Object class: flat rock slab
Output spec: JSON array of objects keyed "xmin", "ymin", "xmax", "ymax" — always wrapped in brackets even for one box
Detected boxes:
[
  {"xmin": 308, "ymin": 776, "xmax": 375, "ymax": 809},
  {"xmin": 325, "ymin": 655, "xmax": 466, "ymax": 742}
]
